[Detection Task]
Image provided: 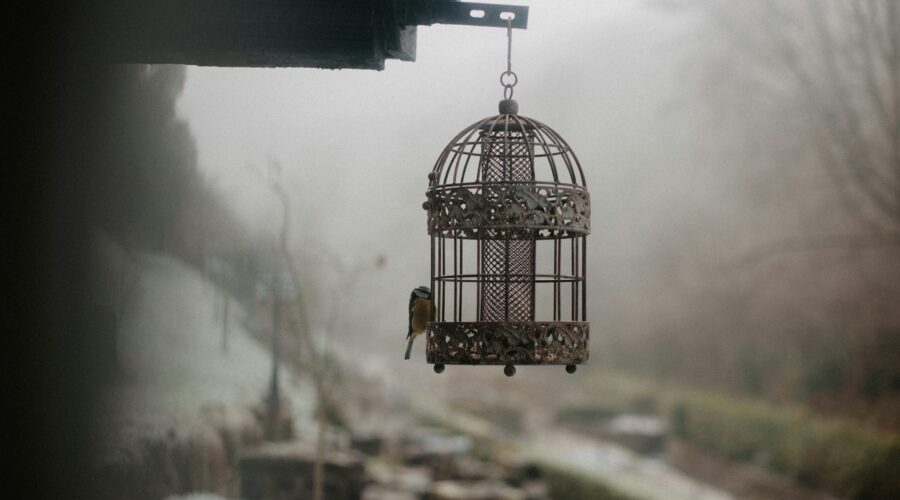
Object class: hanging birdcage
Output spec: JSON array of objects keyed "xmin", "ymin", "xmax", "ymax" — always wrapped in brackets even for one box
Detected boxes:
[{"xmin": 423, "ymin": 95, "xmax": 590, "ymax": 376}]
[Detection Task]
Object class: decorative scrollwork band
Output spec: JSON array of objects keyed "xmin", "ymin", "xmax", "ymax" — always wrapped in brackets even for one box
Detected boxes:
[
  {"xmin": 425, "ymin": 183, "xmax": 590, "ymax": 239},
  {"xmin": 426, "ymin": 321, "xmax": 589, "ymax": 365}
]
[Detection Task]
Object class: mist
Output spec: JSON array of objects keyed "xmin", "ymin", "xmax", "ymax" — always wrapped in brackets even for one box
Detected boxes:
[
  {"xmin": 176, "ymin": 1, "xmax": 702, "ymax": 371},
  {"xmin": 27, "ymin": 1, "xmax": 900, "ymax": 499}
]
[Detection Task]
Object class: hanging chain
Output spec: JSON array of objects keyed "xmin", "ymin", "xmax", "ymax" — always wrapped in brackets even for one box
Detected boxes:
[{"xmin": 500, "ymin": 16, "xmax": 518, "ymax": 100}]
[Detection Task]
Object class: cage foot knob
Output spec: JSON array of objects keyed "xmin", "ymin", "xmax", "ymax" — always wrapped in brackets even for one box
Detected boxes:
[
  {"xmin": 433, "ymin": 364, "xmax": 445, "ymax": 374},
  {"xmin": 566, "ymin": 364, "xmax": 577, "ymax": 374},
  {"xmin": 504, "ymin": 364, "xmax": 516, "ymax": 377}
]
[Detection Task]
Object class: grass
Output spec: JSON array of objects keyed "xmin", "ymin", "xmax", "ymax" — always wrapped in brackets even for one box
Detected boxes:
[
  {"xmin": 670, "ymin": 392, "xmax": 900, "ymax": 499},
  {"xmin": 572, "ymin": 370, "xmax": 900, "ymax": 499}
]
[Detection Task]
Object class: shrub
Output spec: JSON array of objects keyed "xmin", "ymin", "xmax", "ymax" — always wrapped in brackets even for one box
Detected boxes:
[{"xmin": 671, "ymin": 392, "xmax": 900, "ymax": 499}]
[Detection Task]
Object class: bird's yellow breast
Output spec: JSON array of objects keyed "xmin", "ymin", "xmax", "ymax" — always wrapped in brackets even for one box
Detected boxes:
[{"xmin": 411, "ymin": 297, "xmax": 433, "ymax": 335}]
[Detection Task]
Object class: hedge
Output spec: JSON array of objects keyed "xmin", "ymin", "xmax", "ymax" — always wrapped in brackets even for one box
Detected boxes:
[{"xmin": 670, "ymin": 393, "xmax": 900, "ymax": 499}]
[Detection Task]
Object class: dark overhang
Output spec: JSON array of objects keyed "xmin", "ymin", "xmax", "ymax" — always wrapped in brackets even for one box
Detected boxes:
[{"xmin": 94, "ymin": 0, "xmax": 529, "ymax": 69}]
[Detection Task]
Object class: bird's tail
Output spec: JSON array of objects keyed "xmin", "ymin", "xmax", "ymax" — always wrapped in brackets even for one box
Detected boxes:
[{"xmin": 404, "ymin": 336, "xmax": 415, "ymax": 360}]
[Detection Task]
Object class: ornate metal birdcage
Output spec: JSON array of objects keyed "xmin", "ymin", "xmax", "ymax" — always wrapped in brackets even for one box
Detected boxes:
[{"xmin": 423, "ymin": 98, "xmax": 590, "ymax": 376}]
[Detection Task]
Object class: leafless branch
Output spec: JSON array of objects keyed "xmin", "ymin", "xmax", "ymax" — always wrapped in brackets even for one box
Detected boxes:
[{"xmin": 708, "ymin": 1, "xmax": 900, "ymax": 230}]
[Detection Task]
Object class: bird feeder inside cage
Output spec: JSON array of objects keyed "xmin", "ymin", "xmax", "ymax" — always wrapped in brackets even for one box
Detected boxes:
[{"xmin": 423, "ymin": 98, "xmax": 590, "ymax": 376}]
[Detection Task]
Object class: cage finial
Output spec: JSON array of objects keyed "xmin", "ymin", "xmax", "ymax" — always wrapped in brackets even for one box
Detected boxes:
[{"xmin": 499, "ymin": 99, "xmax": 518, "ymax": 114}]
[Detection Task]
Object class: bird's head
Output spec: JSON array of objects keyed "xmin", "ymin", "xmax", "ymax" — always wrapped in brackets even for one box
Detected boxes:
[{"xmin": 413, "ymin": 285, "xmax": 431, "ymax": 300}]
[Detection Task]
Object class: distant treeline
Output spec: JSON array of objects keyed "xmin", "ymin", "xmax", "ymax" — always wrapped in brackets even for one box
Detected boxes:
[
  {"xmin": 671, "ymin": 391, "xmax": 900, "ymax": 499},
  {"xmin": 556, "ymin": 375, "xmax": 900, "ymax": 499},
  {"xmin": 600, "ymin": 257, "xmax": 900, "ymax": 430},
  {"xmin": 597, "ymin": 0, "xmax": 900, "ymax": 431}
]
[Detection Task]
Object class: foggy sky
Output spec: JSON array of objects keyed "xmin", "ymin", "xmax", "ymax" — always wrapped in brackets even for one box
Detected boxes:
[{"xmin": 176, "ymin": 1, "xmax": 708, "ymax": 374}]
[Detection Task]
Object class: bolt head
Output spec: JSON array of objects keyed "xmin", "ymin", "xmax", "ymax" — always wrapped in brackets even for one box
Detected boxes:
[
  {"xmin": 433, "ymin": 364, "xmax": 445, "ymax": 374},
  {"xmin": 566, "ymin": 364, "xmax": 577, "ymax": 374},
  {"xmin": 504, "ymin": 364, "xmax": 516, "ymax": 377}
]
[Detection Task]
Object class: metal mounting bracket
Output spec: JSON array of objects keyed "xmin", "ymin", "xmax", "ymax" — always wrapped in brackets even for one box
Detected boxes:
[{"xmin": 414, "ymin": 1, "xmax": 529, "ymax": 29}]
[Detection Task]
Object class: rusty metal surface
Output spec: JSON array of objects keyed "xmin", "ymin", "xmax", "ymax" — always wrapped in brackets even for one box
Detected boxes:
[
  {"xmin": 429, "ymin": 114, "xmax": 587, "ymax": 187},
  {"xmin": 426, "ymin": 183, "xmax": 590, "ymax": 238},
  {"xmin": 426, "ymin": 106, "xmax": 589, "ymax": 368},
  {"xmin": 426, "ymin": 322, "xmax": 589, "ymax": 365}
]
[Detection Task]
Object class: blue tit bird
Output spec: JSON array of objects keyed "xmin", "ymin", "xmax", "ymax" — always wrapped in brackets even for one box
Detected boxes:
[{"xmin": 405, "ymin": 286, "xmax": 434, "ymax": 360}]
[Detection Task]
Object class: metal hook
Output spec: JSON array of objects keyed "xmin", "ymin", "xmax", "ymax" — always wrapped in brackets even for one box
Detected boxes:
[{"xmin": 500, "ymin": 15, "xmax": 517, "ymax": 99}]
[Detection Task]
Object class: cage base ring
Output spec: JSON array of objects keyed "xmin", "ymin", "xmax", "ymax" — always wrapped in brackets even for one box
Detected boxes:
[{"xmin": 426, "ymin": 321, "xmax": 589, "ymax": 366}]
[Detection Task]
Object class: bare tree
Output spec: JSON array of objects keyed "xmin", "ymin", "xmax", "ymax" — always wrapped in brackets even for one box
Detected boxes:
[
  {"xmin": 254, "ymin": 158, "xmax": 384, "ymax": 499},
  {"xmin": 683, "ymin": 0, "xmax": 900, "ymax": 236}
]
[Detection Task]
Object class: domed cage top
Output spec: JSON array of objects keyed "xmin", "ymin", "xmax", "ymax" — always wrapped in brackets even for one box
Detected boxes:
[{"xmin": 424, "ymin": 102, "xmax": 590, "ymax": 374}]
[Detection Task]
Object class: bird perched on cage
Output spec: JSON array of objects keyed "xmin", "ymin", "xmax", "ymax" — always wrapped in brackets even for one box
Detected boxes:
[{"xmin": 405, "ymin": 286, "xmax": 434, "ymax": 360}]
